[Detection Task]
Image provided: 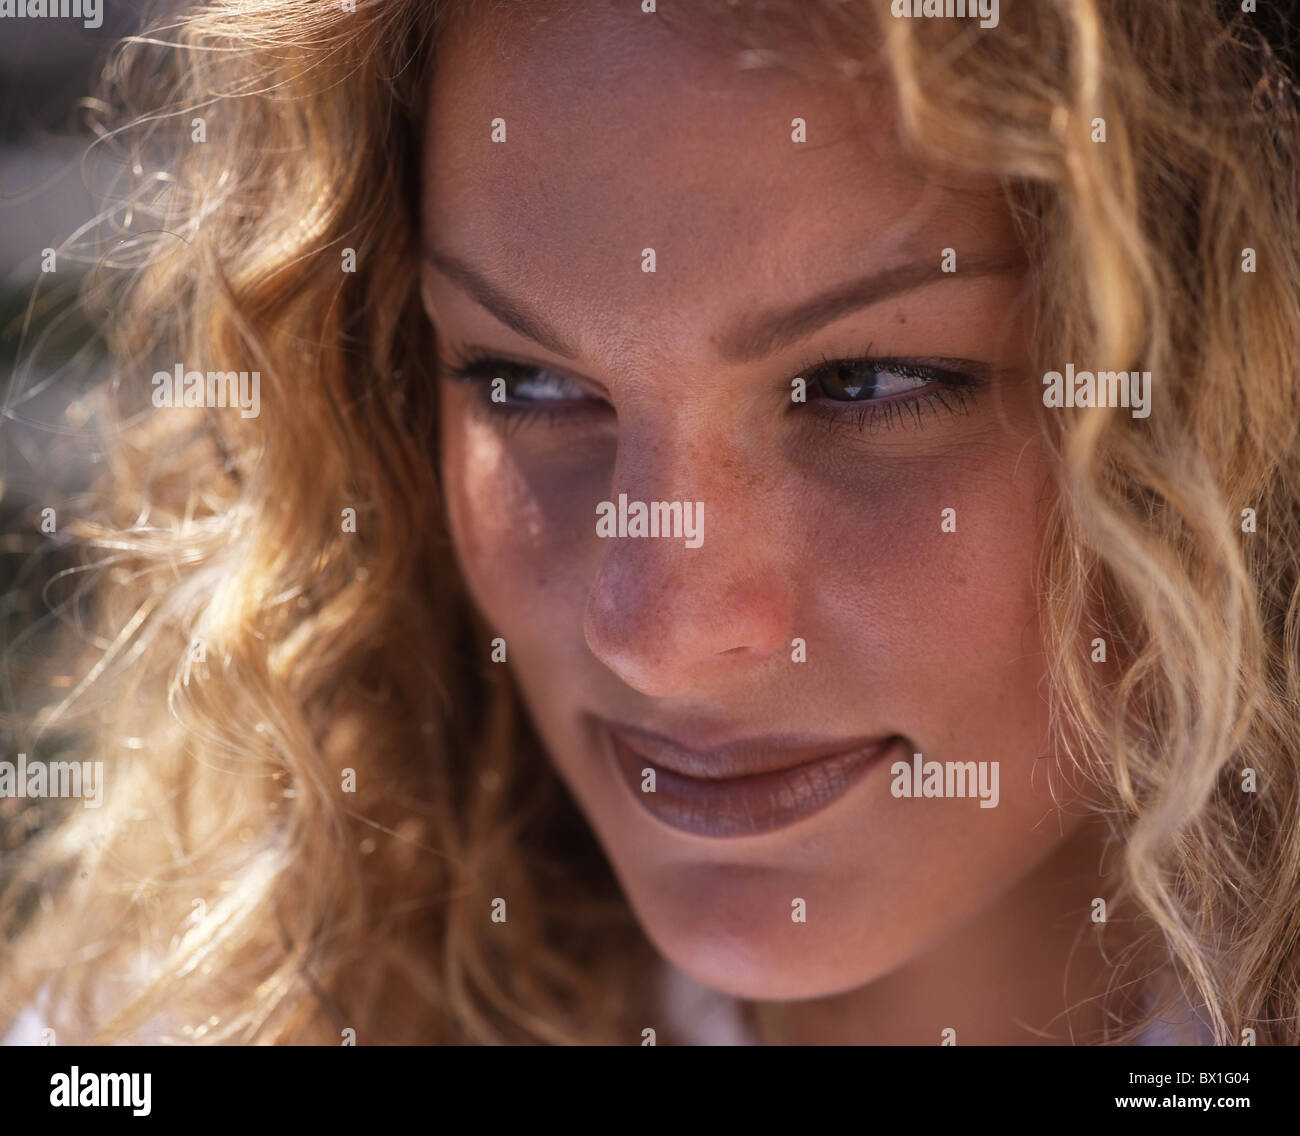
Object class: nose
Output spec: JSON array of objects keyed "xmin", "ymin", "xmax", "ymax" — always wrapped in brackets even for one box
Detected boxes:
[{"xmin": 582, "ymin": 423, "xmax": 794, "ymax": 698}]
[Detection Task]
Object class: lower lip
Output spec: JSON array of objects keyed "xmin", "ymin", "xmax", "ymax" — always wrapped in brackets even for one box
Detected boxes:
[{"xmin": 605, "ymin": 729, "xmax": 899, "ymax": 838}]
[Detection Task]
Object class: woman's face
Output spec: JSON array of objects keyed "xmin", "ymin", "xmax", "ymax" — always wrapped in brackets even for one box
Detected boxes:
[{"xmin": 422, "ymin": 3, "xmax": 1079, "ymax": 1001}]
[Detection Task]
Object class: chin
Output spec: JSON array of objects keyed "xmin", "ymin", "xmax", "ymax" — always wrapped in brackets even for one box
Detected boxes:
[
  {"xmin": 620, "ymin": 866, "xmax": 899, "ymax": 1002},
  {"xmin": 652, "ymin": 924, "xmax": 889, "ymax": 1002}
]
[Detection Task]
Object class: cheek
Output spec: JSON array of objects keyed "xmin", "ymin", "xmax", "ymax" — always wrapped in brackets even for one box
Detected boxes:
[
  {"xmin": 821, "ymin": 446, "xmax": 1062, "ymax": 849},
  {"xmin": 800, "ymin": 438, "xmax": 1049, "ymax": 738},
  {"xmin": 438, "ymin": 387, "xmax": 606, "ymax": 645}
]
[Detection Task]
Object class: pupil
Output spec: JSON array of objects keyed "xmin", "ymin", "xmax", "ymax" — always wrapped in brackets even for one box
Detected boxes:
[{"xmin": 830, "ymin": 364, "xmax": 873, "ymax": 401}]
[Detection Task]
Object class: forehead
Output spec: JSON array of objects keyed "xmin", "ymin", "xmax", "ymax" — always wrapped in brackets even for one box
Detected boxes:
[{"xmin": 422, "ymin": 2, "xmax": 1012, "ymax": 335}]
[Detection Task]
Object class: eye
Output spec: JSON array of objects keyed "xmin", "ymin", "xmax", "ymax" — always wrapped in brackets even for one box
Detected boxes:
[
  {"xmin": 797, "ymin": 352, "xmax": 987, "ymax": 434},
  {"xmin": 438, "ymin": 348, "xmax": 613, "ymax": 430},
  {"xmin": 814, "ymin": 359, "xmax": 931, "ymax": 402},
  {"xmin": 499, "ymin": 368, "xmax": 588, "ymax": 402},
  {"xmin": 442, "ymin": 352, "xmax": 595, "ymax": 404}
]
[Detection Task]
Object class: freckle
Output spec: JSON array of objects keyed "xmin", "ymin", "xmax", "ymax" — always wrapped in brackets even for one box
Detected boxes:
[{"xmin": 897, "ymin": 313, "xmax": 907, "ymax": 325}]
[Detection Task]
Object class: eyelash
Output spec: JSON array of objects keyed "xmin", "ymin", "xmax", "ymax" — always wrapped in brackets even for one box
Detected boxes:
[
  {"xmin": 440, "ymin": 348, "xmax": 599, "ymax": 433},
  {"xmin": 439, "ymin": 345, "xmax": 985, "ymax": 434},
  {"xmin": 792, "ymin": 348, "xmax": 983, "ymax": 434}
]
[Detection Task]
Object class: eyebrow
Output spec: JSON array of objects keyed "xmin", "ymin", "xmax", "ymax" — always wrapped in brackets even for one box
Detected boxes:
[
  {"xmin": 424, "ymin": 246, "xmax": 581, "ymax": 359},
  {"xmin": 422, "ymin": 245, "xmax": 1026, "ymax": 365}
]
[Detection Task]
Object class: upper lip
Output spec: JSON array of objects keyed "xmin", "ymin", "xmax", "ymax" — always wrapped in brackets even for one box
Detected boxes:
[{"xmin": 597, "ymin": 718, "xmax": 898, "ymax": 781}]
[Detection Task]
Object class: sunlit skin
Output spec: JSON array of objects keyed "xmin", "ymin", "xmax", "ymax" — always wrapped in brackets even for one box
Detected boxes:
[{"xmin": 421, "ymin": 3, "xmax": 1117, "ymax": 1043}]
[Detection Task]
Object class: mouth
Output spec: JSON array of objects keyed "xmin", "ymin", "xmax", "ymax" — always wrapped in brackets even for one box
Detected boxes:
[{"xmin": 594, "ymin": 717, "xmax": 902, "ymax": 838}]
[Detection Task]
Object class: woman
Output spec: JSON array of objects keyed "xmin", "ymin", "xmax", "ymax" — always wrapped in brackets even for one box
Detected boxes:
[{"xmin": 1, "ymin": 0, "xmax": 1297, "ymax": 1045}]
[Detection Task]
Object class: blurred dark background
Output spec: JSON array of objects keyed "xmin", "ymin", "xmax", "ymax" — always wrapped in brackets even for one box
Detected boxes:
[{"xmin": 0, "ymin": 5, "xmax": 146, "ymax": 659}]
